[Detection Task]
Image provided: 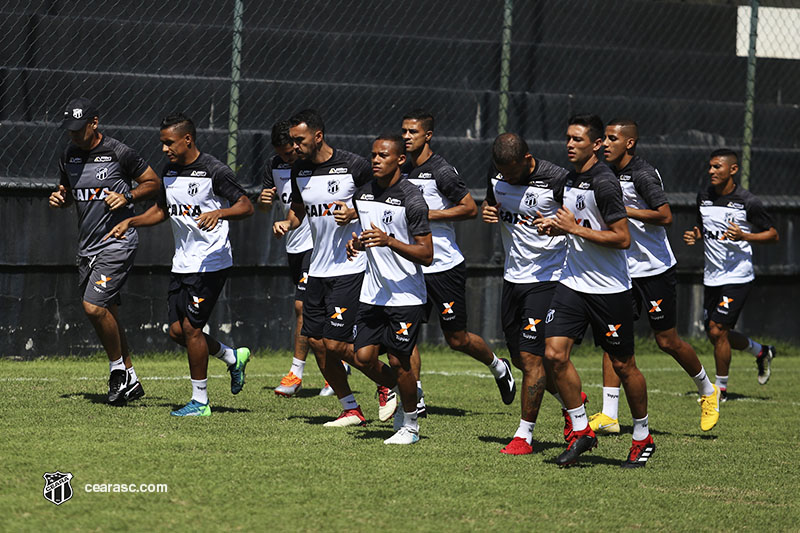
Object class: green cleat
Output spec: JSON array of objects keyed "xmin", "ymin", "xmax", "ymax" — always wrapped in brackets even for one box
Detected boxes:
[
  {"xmin": 170, "ymin": 399, "xmax": 211, "ymax": 417},
  {"xmin": 228, "ymin": 347, "xmax": 251, "ymax": 395}
]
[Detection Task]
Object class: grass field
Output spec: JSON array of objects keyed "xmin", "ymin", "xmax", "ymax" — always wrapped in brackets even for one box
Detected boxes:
[{"xmin": 2, "ymin": 339, "xmax": 798, "ymax": 532}]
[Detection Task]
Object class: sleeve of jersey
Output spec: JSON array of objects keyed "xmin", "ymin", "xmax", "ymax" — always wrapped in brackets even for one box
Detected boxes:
[
  {"xmin": 595, "ymin": 177, "xmax": 627, "ymax": 224},
  {"xmin": 262, "ymin": 165, "xmax": 275, "ymax": 189},
  {"xmin": 353, "ymin": 156, "xmax": 373, "ymax": 187},
  {"xmin": 695, "ymin": 192, "xmax": 703, "ymax": 228},
  {"xmin": 212, "ymin": 166, "xmax": 247, "ymax": 204},
  {"xmin": 485, "ymin": 175, "xmax": 497, "ymax": 205},
  {"xmin": 157, "ymin": 175, "xmax": 168, "ymax": 207},
  {"xmin": 634, "ymin": 170, "xmax": 668, "ymax": 209},
  {"xmin": 746, "ymin": 197, "xmax": 775, "ymax": 232},
  {"xmin": 289, "ymin": 172, "xmax": 303, "ymax": 204},
  {"xmin": 436, "ymin": 165, "xmax": 469, "ymax": 204},
  {"xmin": 405, "ymin": 186, "xmax": 432, "ymax": 236},
  {"xmin": 118, "ymin": 144, "xmax": 149, "ymax": 181},
  {"xmin": 58, "ymin": 154, "xmax": 69, "ymax": 187}
]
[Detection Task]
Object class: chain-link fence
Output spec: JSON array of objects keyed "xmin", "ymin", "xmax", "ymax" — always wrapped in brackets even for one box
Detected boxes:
[{"xmin": 1, "ymin": 0, "xmax": 799, "ymax": 196}]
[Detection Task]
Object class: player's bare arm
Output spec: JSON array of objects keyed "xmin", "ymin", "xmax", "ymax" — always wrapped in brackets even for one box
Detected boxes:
[
  {"xmin": 724, "ymin": 223, "xmax": 779, "ymax": 244},
  {"xmin": 103, "ymin": 202, "xmax": 168, "ymax": 240},
  {"xmin": 104, "ymin": 166, "xmax": 160, "ymax": 211},
  {"xmin": 683, "ymin": 226, "xmax": 702, "ymax": 245},
  {"xmin": 545, "ymin": 205, "xmax": 629, "ymax": 248},
  {"xmin": 49, "ymin": 184, "xmax": 73, "ymax": 208},
  {"xmin": 196, "ymin": 194, "xmax": 254, "ymax": 231},
  {"xmin": 257, "ymin": 187, "xmax": 277, "ymax": 211},
  {"xmin": 626, "ymin": 203, "xmax": 672, "ymax": 226},
  {"xmin": 429, "ymin": 192, "xmax": 478, "ymax": 221},
  {"xmin": 273, "ymin": 201, "xmax": 304, "ymax": 238},
  {"xmin": 360, "ymin": 223, "xmax": 433, "ymax": 266},
  {"xmin": 481, "ymin": 201, "xmax": 500, "ymax": 224}
]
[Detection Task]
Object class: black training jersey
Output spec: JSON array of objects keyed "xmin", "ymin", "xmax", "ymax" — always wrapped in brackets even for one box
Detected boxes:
[
  {"xmin": 354, "ymin": 178, "xmax": 430, "ymax": 306},
  {"xmin": 263, "ymin": 155, "xmax": 312, "ymax": 254},
  {"xmin": 405, "ymin": 154, "xmax": 469, "ymax": 273},
  {"xmin": 555, "ymin": 161, "xmax": 631, "ymax": 294},
  {"xmin": 486, "ymin": 159, "xmax": 569, "ymax": 283},
  {"xmin": 161, "ymin": 152, "xmax": 245, "ymax": 273},
  {"xmin": 290, "ymin": 148, "xmax": 372, "ymax": 277},
  {"xmin": 616, "ymin": 156, "xmax": 676, "ymax": 277},
  {"xmin": 696, "ymin": 184, "xmax": 774, "ymax": 286},
  {"xmin": 58, "ymin": 135, "xmax": 149, "ymax": 257}
]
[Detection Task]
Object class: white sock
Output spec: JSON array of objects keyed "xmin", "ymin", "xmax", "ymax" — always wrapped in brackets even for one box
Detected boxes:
[
  {"xmin": 513, "ymin": 419, "xmax": 535, "ymax": 444},
  {"xmin": 109, "ymin": 357, "xmax": 125, "ymax": 373},
  {"xmin": 715, "ymin": 375, "xmax": 729, "ymax": 391},
  {"xmin": 693, "ymin": 366, "xmax": 715, "ymax": 397},
  {"xmin": 747, "ymin": 338, "xmax": 762, "ymax": 357},
  {"xmin": 339, "ymin": 394, "xmax": 358, "ymax": 411},
  {"xmin": 567, "ymin": 405, "xmax": 588, "ymax": 432},
  {"xmin": 212, "ymin": 342, "xmax": 236, "ymax": 366},
  {"xmin": 632, "ymin": 415, "xmax": 650, "ymax": 441},
  {"xmin": 191, "ymin": 379, "xmax": 208, "ymax": 404},
  {"xmin": 290, "ymin": 357, "xmax": 306, "ymax": 379},
  {"xmin": 126, "ymin": 366, "xmax": 138, "ymax": 384},
  {"xmin": 488, "ymin": 355, "xmax": 506, "ymax": 379},
  {"xmin": 602, "ymin": 387, "xmax": 620, "ymax": 420},
  {"xmin": 403, "ymin": 409, "xmax": 419, "ymax": 432},
  {"xmin": 552, "ymin": 392, "xmax": 566, "ymax": 409}
]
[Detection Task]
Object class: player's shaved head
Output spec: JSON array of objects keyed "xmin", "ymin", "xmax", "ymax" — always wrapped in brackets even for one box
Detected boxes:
[
  {"xmin": 710, "ymin": 148, "xmax": 739, "ymax": 165},
  {"xmin": 374, "ymin": 134, "xmax": 406, "ymax": 156},
  {"xmin": 402, "ymin": 109, "xmax": 434, "ymax": 133},
  {"xmin": 492, "ymin": 133, "xmax": 529, "ymax": 165},
  {"xmin": 607, "ymin": 118, "xmax": 639, "ymax": 141},
  {"xmin": 289, "ymin": 109, "xmax": 325, "ymax": 135},
  {"xmin": 160, "ymin": 112, "xmax": 196, "ymax": 140}
]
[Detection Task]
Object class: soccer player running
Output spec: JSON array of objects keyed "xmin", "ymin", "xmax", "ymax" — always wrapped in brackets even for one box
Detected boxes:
[
  {"xmin": 105, "ymin": 113, "xmax": 253, "ymax": 416},
  {"xmin": 534, "ymin": 114, "xmax": 654, "ymax": 468},
  {"xmin": 683, "ymin": 149, "xmax": 779, "ymax": 400},
  {"xmin": 258, "ymin": 121, "xmax": 327, "ymax": 397},
  {"xmin": 346, "ymin": 135, "xmax": 433, "ymax": 444},
  {"xmin": 274, "ymin": 109, "xmax": 397, "ymax": 427},
  {"xmin": 587, "ymin": 119, "xmax": 720, "ymax": 433},
  {"xmin": 49, "ymin": 97, "xmax": 159, "ymax": 405},
  {"xmin": 483, "ymin": 133, "xmax": 582, "ymax": 455},
  {"xmin": 401, "ymin": 110, "xmax": 516, "ymax": 415}
]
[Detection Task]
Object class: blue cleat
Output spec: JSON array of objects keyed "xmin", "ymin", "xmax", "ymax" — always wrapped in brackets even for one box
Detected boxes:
[
  {"xmin": 228, "ymin": 347, "xmax": 251, "ymax": 395},
  {"xmin": 170, "ymin": 399, "xmax": 211, "ymax": 417}
]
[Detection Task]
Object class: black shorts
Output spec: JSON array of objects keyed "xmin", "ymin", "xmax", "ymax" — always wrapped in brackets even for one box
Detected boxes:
[
  {"xmin": 424, "ymin": 261, "xmax": 468, "ymax": 332},
  {"xmin": 287, "ymin": 249, "xmax": 312, "ymax": 302},
  {"xmin": 545, "ymin": 284, "xmax": 635, "ymax": 357},
  {"xmin": 704, "ymin": 282, "xmax": 751, "ymax": 329},
  {"xmin": 167, "ymin": 268, "xmax": 229, "ymax": 329},
  {"xmin": 632, "ymin": 267, "xmax": 677, "ymax": 331},
  {"xmin": 78, "ymin": 245, "xmax": 137, "ymax": 308},
  {"xmin": 353, "ymin": 303, "xmax": 425, "ymax": 358},
  {"xmin": 501, "ymin": 280, "xmax": 557, "ymax": 358},
  {"xmin": 301, "ymin": 273, "xmax": 364, "ymax": 342}
]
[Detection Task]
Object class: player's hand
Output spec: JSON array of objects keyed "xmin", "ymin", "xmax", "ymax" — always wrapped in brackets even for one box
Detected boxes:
[
  {"xmin": 551, "ymin": 206, "xmax": 579, "ymax": 234},
  {"xmin": 104, "ymin": 191, "xmax": 129, "ymax": 211},
  {"xmin": 49, "ymin": 185, "xmax": 68, "ymax": 208},
  {"xmin": 333, "ymin": 201, "xmax": 355, "ymax": 226},
  {"xmin": 481, "ymin": 202, "xmax": 500, "ymax": 223},
  {"xmin": 533, "ymin": 210, "xmax": 567, "ymax": 236},
  {"xmin": 683, "ymin": 226, "xmax": 701, "ymax": 245},
  {"xmin": 103, "ymin": 219, "xmax": 131, "ymax": 241},
  {"xmin": 360, "ymin": 223, "xmax": 391, "ymax": 248},
  {"xmin": 273, "ymin": 220, "xmax": 291, "ymax": 239},
  {"xmin": 346, "ymin": 231, "xmax": 364, "ymax": 260},
  {"xmin": 724, "ymin": 221, "xmax": 745, "ymax": 241},
  {"xmin": 196, "ymin": 210, "xmax": 221, "ymax": 231},
  {"xmin": 258, "ymin": 187, "xmax": 277, "ymax": 208}
]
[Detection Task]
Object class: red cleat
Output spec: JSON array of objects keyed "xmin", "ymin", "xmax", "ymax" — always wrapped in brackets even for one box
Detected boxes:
[{"xmin": 501, "ymin": 437, "xmax": 533, "ymax": 455}]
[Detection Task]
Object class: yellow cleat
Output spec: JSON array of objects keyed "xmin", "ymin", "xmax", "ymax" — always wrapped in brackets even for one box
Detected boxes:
[
  {"xmin": 588, "ymin": 412, "xmax": 620, "ymax": 434},
  {"xmin": 699, "ymin": 384, "xmax": 720, "ymax": 431}
]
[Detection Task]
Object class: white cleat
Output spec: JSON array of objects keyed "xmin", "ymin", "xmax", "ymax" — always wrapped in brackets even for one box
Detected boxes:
[{"xmin": 384, "ymin": 426, "xmax": 419, "ymax": 445}]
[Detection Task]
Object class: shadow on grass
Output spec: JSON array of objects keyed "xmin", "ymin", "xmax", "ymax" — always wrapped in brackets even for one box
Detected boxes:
[
  {"xmin": 542, "ymin": 453, "xmax": 622, "ymax": 468},
  {"xmin": 60, "ymin": 392, "xmax": 164, "ymax": 406},
  {"xmin": 683, "ymin": 390, "xmax": 769, "ymax": 402},
  {"xmin": 354, "ymin": 429, "xmax": 396, "ymax": 440},
  {"xmin": 424, "ymin": 405, "xmax": 469, "ymax": 417},
  {"xmin": 680, "ymin": 432, "xmax": 719, "ymax": 440},
  {"xmin": 287, "ymin": 414, "xmax": 339, "ymax": 425}
]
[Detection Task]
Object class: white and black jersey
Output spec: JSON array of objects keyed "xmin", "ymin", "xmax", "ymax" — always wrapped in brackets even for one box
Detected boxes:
[
  {"xmin": 555, "ymin": 161, "xmax": 631, "ymax": 294},
  {"xmin": 405, "ymin": 154, "xmax": 469, "ymax": 274},
  {"xmin": 696, "ymin": 185, "xmax": 774, "ymax": 286},
  {"xmin": 616, "ymin": 156, "xmax": 677, "ymax": 278},
  {"xmin": 263, "ymin": 155, "xmax": 312, "ymax": 254},
  {"xmin": 161, "ymin": 153, "xmax": 245, "ymax": 274},
  {"xmin": 290, "ymin": 149, "xmax": 371, "ymax": 278},
  {"xmin": 59, "ymin": 135, "xmax": 149, "ymax": 256},
  {"xmin": 486, "ymin": 159, "xmax": 569, "ymax": 283},
  {"xmin": 353, "ymin": 179, "xmax": 430, "ymax": 307}
]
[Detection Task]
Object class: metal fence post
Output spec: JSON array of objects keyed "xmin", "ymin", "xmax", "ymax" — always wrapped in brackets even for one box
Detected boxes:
[
  {"xmin": 498, "ymin": 0, "xmax": 513, "ymax": 135},
  {"xmin": 742, "ymin": 0, "xmax": 759, "ymax": 189},
  {"xmin": 227, "ymin": 0, "xmax": 244, "ymax": 172}
]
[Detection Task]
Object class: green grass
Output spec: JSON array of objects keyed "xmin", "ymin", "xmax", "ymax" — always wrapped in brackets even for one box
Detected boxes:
[{"xmin": 2, "ymin": 339, "xmax": 798, "ymax": 532}]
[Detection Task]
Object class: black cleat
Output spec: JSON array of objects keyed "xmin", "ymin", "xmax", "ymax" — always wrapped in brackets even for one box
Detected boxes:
[
  {"xmin": 495, "ymin": 358, "xmax": 516, "ymax": 405},
  {"xmin": 555, "ymin": 428, "xmax": 597, "ymax": 466},
  {"xmin": 756, "ymin": 345, "xmax": 775, "ymax": 385},
  {"xmin": 719, "ymin": 388, "xmax": 728, "ymax": 403},
  {"xmin": 107, "ymin": 369, "xmax": 128, "ymax": 405},
  {"xmin": 123, "ymin": 380, "xmax": 145, "ymax": 402},
  {"xmin": 621, "ymin": 435, "xmax": 656, "ymax": 468}
]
